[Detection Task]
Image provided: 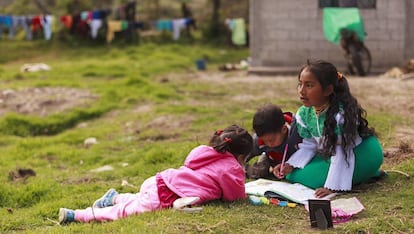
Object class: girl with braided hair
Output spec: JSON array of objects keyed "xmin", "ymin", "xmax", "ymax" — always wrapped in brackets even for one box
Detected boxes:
[
  {"xmin": 274, "ymin": 60, "xmax": 384, "ymax": 197},
  {"xmin": 59, "ymin": 124, "xmax": 252, "ymax": 224}
]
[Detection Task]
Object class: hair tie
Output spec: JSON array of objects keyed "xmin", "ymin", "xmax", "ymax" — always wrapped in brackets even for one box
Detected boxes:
[
  {"xmin": 224, "ymin": 137, "xmax": 232, "ymax": 144},
  {"xmin": 283, "ymin": 112, "xmax": 293, "ymax": 124},
  {"xmin": 216, "ymin": 129, "xmax": 223, "ymax": 135},
  {"xmin": 337, "ymin": 71, "xmax": 343, "ymax": 80}
]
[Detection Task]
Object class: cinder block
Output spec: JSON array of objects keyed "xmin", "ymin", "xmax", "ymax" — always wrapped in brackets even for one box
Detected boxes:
[
  {"xmin": 387, "ymin": 19, "xmax": 406, "ymax": 32},
  {"xmin": 387, "ymin": 0, "xmax": 406, "ymax": 19}
]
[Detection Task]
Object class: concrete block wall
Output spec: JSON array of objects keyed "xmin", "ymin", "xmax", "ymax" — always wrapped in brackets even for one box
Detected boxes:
[{"xmin": 250, "ymin": 0, "xmax": 414, "ymax": 70}]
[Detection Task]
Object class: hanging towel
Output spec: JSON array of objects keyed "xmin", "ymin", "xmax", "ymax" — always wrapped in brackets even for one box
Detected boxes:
[
  {"xmin": 156, "ymin": 20, "xmax": 173, "ymax": 31},
  {"xmin": 231, "ymin": 18, "xmax": 246, "ymax": 46}
]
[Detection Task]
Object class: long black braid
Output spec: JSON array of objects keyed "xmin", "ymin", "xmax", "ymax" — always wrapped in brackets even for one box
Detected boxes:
[{"xmin": 300, "ymin": 60, "xmax": 376, "ymax": 159}]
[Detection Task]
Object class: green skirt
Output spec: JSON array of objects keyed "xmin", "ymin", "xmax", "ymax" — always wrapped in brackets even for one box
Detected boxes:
[{"xmin": 285, "ymin": 136, "xmax": 383, "ymax": 189}]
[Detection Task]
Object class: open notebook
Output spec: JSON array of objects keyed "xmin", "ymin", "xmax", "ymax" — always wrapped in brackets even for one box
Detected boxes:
[{"xmin": 245, "ymin": 179, "xmax": 336, "ymax": 205}]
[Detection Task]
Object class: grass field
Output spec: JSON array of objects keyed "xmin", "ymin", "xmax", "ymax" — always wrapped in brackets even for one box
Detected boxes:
[{"xmin": 0, "ymin": 39, "xmax": 413, "ymax": 233}]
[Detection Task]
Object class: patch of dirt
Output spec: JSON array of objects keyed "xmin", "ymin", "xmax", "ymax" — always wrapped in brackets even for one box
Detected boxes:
[
  {"xmin": 124, "ymin": 114, "xmax": 195, "ymax": 141},
  {"xmin": 19, "ymin": 70, "xmax": 403, "ymax": 165},
  {"xmin": 0, "ymin": 87, "xmax": 98, "ymax": 117},
  {"xmin": 384, "ymin": 141, "xmax": 414, "ymax": 166},
  {"xmin": 145, "ymin": 115, "xmax": 194, "ymax": 129},
  {"xmin": 165, "ymin": 71, "xmax": 414, "ymax": 164},
  {"xmin": 8, "ymin": 168, "xmax": 36, "ymax": 182}
]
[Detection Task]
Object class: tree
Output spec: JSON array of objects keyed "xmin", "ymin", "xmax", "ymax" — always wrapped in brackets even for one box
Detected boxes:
[
  {"xmin": 202, "ymin": 0, "xmax": 227, "ymax": 43},
  {"xmin": 33, "ymin": 0, "xmax": 51, "ymax": 14}
]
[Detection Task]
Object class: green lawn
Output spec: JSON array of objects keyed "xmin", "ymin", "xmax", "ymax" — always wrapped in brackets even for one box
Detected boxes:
[{"xmin": 0, "ymin": 39, "xmax": 413, "ymax": 233}]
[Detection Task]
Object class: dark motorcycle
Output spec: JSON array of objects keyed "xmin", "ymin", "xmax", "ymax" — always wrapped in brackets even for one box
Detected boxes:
[{"xmin": 339, "ymin": 28, "xmax": 371, "ymax": 76}]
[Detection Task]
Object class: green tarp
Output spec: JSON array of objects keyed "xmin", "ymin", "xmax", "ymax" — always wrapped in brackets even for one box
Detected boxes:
[{"xmin": 322, "ymin": 7, "xmax": 365, "ymax": 45}]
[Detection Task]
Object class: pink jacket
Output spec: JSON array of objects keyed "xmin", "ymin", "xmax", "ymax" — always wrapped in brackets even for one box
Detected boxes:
[{"xmin": 159, "ymin": 145, "xmax": 246, "ymax": 204}]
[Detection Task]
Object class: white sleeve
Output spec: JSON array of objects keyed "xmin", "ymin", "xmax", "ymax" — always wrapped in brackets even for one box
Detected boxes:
[
  {"xmin": 286, "ymin": 138, "xmax": 318, "ymax": 168},
  {"xmin": 323, "ymin": 144, "xmax": 355, "ymax": 191},
  {"xmin": 323, "ymin": 133, "xmax": 362, "ymax": 191}
]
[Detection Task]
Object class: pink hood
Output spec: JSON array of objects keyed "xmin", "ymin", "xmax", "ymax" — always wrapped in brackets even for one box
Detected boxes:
[{"xmin": 159, "ymin": 145, "xmax": 246, "ymax": 203}]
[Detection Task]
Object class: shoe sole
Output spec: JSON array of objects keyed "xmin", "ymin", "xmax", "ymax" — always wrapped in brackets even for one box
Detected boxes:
[
  {"xmin": 59, "ymin": 208, "xmax": 66, "ymax": 224},
  {"xmin": 173, "ymin": 197, "xmax": 202, "ymax": 212},
  {"xmin": 173, "ymin": 197, "xmax": 203, "ymax": 213},
  {"xmin": 93, "ymin": 188, "xmax": 116, "ymax": 208}
]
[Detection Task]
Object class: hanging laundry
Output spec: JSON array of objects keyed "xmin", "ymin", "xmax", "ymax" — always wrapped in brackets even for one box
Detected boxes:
[
  {"xmin": 156, "ymin": 20, "xmax": 173, "ymax": 32},
  {"xmin": 60, "ymin": 15, "xmax": 73, "ymax": 29},
  {"xmin": 71, "ymin": 13, "xmax": 89, "ymax": 38},
  {"xmin": 80, "ymin": 11, "xmax": 92, "ymax": 21},
  {"xmin": 9, "ymin": 16, "xmax": 32, "ymax": 40},
  {"xmin": 0, "ymin": 15, "xmax": 12, "ymax": 39},
  {"xmin": 25, "ymin": 16, "xmax": 33, "ymax": 40},
  {"xmin": 172, "ymin": 18, "xmax": 187, "ymax": 40},
  {"xmin": 88, "ymin": 10, "xmax": 106, "ymax": 39},
  {"xmin": 31, "ymin": 16, "xmax": 43, "ymax": 34},
  {"xmin": 1, "ymin": 15, "xmax": 12, "ymax": 27},
  {"xmin": 42, "ymin": 15, "xmax": 53, "ymax": 40},
  {"xmin": 106, "ymin": 20, "xmax": 128, "ymax": 43},
  {"xmin": 92, "ymin": 10, "xmax": 105, "ymax": 20},
  {"xmin": 7, "ymin": 15, "xmax": 16, "ymax": 39},
  {"xmin": 89, "ymin": 19, "xmax": 102, "ymax": 39},
  {"xmin": 229, "ymin": 18, "xmax": 247, "ymax": 46}
]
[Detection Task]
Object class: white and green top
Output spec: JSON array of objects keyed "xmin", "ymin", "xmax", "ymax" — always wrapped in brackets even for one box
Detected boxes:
[{"xmin": 286, "ymin": 105, "xmax": 362, "ymax": 191}]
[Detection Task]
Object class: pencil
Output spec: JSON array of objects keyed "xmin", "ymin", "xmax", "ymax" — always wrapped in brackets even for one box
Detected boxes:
[{"xmin": 280, "ymin": 144, "xmax": 289, "ymax": 175}]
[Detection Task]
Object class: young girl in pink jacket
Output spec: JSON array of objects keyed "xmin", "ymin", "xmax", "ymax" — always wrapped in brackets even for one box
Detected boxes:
[{"xmin": 59, "ymin": 124, "xmax": 253, "ymax": 223}]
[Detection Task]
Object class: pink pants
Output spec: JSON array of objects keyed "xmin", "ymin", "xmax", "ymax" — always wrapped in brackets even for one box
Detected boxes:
[{"xmin": 74, "ymin": 176, "xmax": 161, "ymax": 222}]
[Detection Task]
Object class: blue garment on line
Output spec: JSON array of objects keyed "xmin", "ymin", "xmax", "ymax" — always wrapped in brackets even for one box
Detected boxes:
[
  {"xmin": 156, "ymin": 20, "xmax": 173, "ymax": 31},
  {"xmin": 0, "ymin": 15, "xmax": 13, "ymax": 39}
]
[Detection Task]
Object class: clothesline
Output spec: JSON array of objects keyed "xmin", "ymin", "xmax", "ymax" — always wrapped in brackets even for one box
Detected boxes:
[
  {"xmin": 0, "ymin": 13, "xmax": 197, "ymax": 43},
  {"xmin": 0, "ymin": 14, "xmax": 53, "ymax": 40},
  {"xmin": 1, "ymin": 10, "xmax": 243, "ymax": 44}
]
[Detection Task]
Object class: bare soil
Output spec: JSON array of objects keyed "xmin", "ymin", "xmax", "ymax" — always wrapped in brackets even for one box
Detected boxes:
[
  {"xmin": 165, "ymin": 70, "xmax": 414, "ymax": 167},
  {"xmin": 1, "ymin": 71, "xmax": 412, "ymax": 167},
  {"xmin": 0, "ymin": 87, "xmax": 98, "ymax": 117}
]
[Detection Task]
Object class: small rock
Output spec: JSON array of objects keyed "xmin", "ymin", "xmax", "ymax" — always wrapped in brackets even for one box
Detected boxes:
[
  {"xmin": 84, "ymin": 137, "xmax": 98, "ymax": 147},
  {"xmin": 90, "ymin": 165, "xmax": 114, "ymax": 173},
  {"xmin": 20, "ymin": 63, "xmax": 51, "ymax": 72}
]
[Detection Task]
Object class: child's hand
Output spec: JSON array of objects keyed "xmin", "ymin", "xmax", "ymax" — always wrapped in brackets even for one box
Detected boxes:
[
  {"xmin": 273, "ymin": 163, "xmax": 293, "ymax": 179},
  {"xmin": 314, "ymin": 187, "xmax": 333, "ymax": 198}
]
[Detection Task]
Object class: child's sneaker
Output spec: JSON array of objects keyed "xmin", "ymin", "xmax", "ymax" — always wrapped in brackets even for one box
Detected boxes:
[
  {"xmin": 93, "ymin": 188, "xmax": 118, "ymax": 208},
  {"xmin": 59, "ymin": 208, "xmax": 75, "ymax": 224}
]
